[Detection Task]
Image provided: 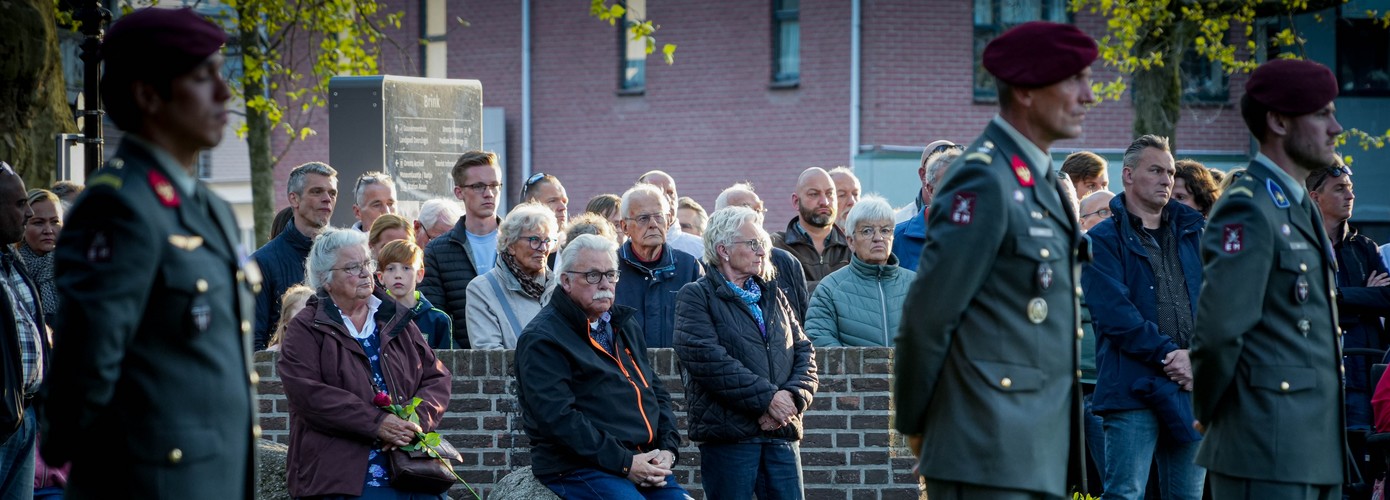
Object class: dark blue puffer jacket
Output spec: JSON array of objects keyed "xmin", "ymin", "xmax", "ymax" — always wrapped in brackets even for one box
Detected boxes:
[{"xmin": 251, "ymin": 222, "xmax": 313, "ymax": 350}]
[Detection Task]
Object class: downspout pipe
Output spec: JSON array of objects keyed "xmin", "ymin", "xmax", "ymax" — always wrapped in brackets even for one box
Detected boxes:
[
  {"xmin": 849, "ymin": 0, "xmax": 861, "ymax": 166},
  {"xmin": 520, "ymin": 0, "xmax": 533, "ymax": 208}
]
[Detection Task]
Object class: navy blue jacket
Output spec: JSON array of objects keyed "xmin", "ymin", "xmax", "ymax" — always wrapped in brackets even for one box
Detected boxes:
[
  {"xmin": 1082, "ymin": 194, "xmax": 1204, "ymax": 413},
  {"xmin": 251, "ymin": 222, "xmax": 314, "ymax": 350},
  {"xmin": 407, "ymin": 291, "xmax": 454, "ymax": 350},
  {"xmin": 892, "ymin": 206, "xmax": 926, "ymax": 272},
  {"xmin": 614, "ymin": 242, "xmax": 703, "ymax": 349}
]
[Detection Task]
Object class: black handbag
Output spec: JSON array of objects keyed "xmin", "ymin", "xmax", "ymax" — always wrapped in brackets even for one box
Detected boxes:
[{"xmin": 387, "ymin": 436, "xmax": 462, "ymax": 494}]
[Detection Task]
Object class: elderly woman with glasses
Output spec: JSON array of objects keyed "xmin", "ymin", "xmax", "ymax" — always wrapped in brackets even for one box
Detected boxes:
[
  {"xmin": 465, "ymin": 203, "xmax": 559, "ymax": 350},
  {"xmin": 673, "ymin": 206, "xmax": 818, "ymax": 500},
  {"xmin": 278, "ymin": 227, "xmax": 451, "ymax": 499},
  {"xmin": 804, "ymin": 195, "xmax": 915, "ymax": 347}
]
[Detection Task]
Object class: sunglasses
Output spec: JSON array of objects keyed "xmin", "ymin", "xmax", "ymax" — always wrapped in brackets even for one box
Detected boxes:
[
  {"xmin": 520, "ymin": 172, "xmax": 548, "ymax": 200},
  {"xmin": 930, "ymin": 143, "xmax": 964, "ymax": 155}
]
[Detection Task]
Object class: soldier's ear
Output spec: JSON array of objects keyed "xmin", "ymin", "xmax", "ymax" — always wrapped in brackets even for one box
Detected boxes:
[{"xmin": 1265, "ymin": 111, "xmax": 1290, "ymax": 138}]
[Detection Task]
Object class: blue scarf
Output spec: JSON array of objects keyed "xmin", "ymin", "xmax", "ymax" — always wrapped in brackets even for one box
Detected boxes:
[{"xmin": 726, "ymin": 278, "xmax": 765, "ymax": 339}]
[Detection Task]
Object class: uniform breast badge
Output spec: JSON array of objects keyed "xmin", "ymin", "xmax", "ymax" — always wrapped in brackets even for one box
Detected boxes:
[{"xmin": 1027, "ymin": 298, "xmax": 1048, "ymax": 324}]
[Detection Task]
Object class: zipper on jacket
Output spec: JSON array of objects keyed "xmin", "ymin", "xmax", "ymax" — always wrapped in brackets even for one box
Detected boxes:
[
  {"xmin": 877, "ymin": 279, "xmax": 889, "ymax": 346},
  {"xmin": 587, "ymin": 331, "xmax": 655, "ymax": 446}
]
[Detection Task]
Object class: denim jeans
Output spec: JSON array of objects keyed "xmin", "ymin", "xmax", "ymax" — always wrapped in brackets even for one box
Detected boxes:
[
  {"xmin": 1100, "ymin": 408, "xmax": 1204, "ymax": 500},
  {"xmin": 538, "ymin": 467, "xmax": 691, "ymax": 500},
  {"xmin": 0, "ymin": 407, "xmax": 36, "ymax": 500},
  {"xmin": 1084, "ymin": 393, "xmax": 1107, "ymax": 487},
  {"xmin": 698, "ymin": 440, "xmax": 804, "ymax": 500}
]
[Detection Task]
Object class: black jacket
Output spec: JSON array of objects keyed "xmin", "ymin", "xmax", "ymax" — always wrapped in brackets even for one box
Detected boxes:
[
  {"xmin": 1, "ymin": 254, "xmax": 44, "ymax": 442},
  {"xmin": 674, "ymin": 269, "xmax": 817, "ymax": 443},
  {"xmin": 251, "ymin": 221, "xmax": 313, "ymax": 350},
  {"xmin": 420, "ymin": 215, "xmax": 499, "ymax": 349},
  {"xmin": 515, "ymin": 290, "xmax": 680, "ymax": 477},
  {"xmin": 1332, "ymin": 224, "xmax": 1390, "ymax": 397}
]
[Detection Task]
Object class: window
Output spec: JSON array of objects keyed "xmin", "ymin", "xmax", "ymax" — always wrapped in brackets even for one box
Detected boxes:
[
  {"xmin": 620, "ymin": 0, "xmax": 648, "ymax": 92},
  {"xmin": 421, "ymin": 0, "xmax": 447, "ymax": 78},
  {"xmin": 1338, "ymin": 17, "xmax": 1390, "ymax": 97},
  {"xmin": 972, "ymin": 0, "xmax": 1070, "ymax": 100},
  {"xmin": 197, "ymin": 150, "xmax": 214, "ymax": 180},
  {"xmin": 1180, "ymin": 46, "xmax": 1229, "ymax": 104},
  {"xmin": 773, "ymin": 0, "xmax": 800, "ymax": 86}
]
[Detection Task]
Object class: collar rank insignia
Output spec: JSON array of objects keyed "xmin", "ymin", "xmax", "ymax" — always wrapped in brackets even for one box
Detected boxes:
[
  {"xmin": 950, "ymin": 193, "xmax": 977, "ymax": 225},
  {"xmin": 1222, "ymin": 224, "xmax": 1244, "ymax": 254},
  {"xmin": 1011, "ymin": 155, "xmax": 1034, "ymax": 187},
  {"xmin": 149, "ymin": 170, "xmax": 180, "ymax": 208},
  {"xmin": 1266, "ymin": 179, "xmax": 1289, "ymax": 209}
]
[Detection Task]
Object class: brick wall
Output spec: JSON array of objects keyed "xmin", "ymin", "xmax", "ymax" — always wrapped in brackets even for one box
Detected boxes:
[{"xmin": 254, "ymin": 347, "xmax": 922, "ymax": 500}]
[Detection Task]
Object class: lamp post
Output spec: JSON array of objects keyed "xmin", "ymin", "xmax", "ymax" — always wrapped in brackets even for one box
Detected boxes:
[{"xmin": 74, "ymin": 0, "xmax": 110, "ymax": 177}]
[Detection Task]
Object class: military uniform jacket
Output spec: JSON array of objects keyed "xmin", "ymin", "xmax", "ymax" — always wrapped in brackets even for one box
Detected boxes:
[
  {"xmin": 1191, "ymin": 158, "xmax": 1346, "ymax": 485},
  {"xmin": 893, "ymin": 120, "xmax": 1086, "ymax": 496},
  {"xmin": 40, "ymin": 138, "xmax": 258, "ymax": 499}
]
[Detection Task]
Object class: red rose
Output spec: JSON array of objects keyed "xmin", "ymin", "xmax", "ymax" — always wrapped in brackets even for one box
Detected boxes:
[{"xmin": 373, "ymin": 391, "xmax": 391, "ymax": 408}]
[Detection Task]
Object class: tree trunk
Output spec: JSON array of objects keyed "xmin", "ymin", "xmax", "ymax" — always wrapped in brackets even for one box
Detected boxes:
[
  {"xmin": 240, "ymin": 11, "xmax": 276, "ymax": 248},
  {"xmin": 1130, "ymin": 27, "xmax": 1183, "ymax": 148},
  {"xmin": 0, "ymin": 0, "xmax": 76, "ymax": 190}
]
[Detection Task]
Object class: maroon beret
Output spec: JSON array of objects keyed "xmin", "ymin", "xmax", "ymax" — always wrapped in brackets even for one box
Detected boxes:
[
  {"xmin": 102, "ymin": 8, "xmax": 226, "ymax": 78},
  {"xmin": 1244, "ymin": 59, "xmax": 1338, "ymax": 116},
  {"xmin": 983, "ymin": 22, "xmax": 1098, "ymax": 88}
]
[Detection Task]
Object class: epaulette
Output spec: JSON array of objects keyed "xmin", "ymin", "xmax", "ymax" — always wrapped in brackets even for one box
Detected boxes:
[
  {"xmin": 963, "ymin": 152, "xmax": 992, "ymax": 164},
  {"xmin": 1225, "ymin": 186, "xmax": 1253, "ymax": 198},
  {"xmin": 87, "ymin": 172, "xmax": 123, "ymax": 190}
]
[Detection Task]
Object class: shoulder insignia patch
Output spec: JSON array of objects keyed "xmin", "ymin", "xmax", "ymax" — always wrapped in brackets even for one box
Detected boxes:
[
  {"xmin": 1222, "ymin": 224, "xmax": 1244, "ymax": 254},
  {"xmin": 1266, "ymin": 179, "xmax": 1289, "ymax": 209},
  {"xmin": 950, "ymin": 193, "xmax": 977, "ymax": 225},
  {"xmin": 149, "ymin": 170, "xmax": 180, "ymax": 208},
  {"xmin": 964, "ymin": 152, "xmax": 992, "ymax": 164},
  {"xmin": 87, "ymin": 173, "xmax": 122, "ymax": 190},
  {"xmin": 1225, "ymin": 186, "xmax": 1253, "ymax": 198},
  {"xmin": 1010, "ymin": 155, "xmax": 1034, "ymax": 187}
]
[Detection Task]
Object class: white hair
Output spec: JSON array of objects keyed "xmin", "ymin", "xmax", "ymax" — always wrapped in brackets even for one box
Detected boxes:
[
  {"xmin": 305, "ymin": 227, "xmax": 369, "ymax": 290},
  {"xmin": 843, "ymin": 194, "xmax": 894, "ymax": 233},
  {"xmin": 619, "ymin": 183, "xmax": 669, "ymax": 218},
  {"xmin": 714, "ymin": 182, "xmax": 757, "ymax": 211},
  {"xmin": 417, "ymin": 198, "xmax": 463, "ymax": 227},
  {"xmin": 354, "ymin": 171, "xmax": 397, "ymax": 206},
  {"xmin": 702, "ymin": 206, "xmax": 761, "ymax": 265},
  {"xmin": 498, "ymin": 203, "xmax": 559, "ymax": 252},
  {"xmin": 557, "ymin": 234, "xmax": 619, "ymax": 275}
]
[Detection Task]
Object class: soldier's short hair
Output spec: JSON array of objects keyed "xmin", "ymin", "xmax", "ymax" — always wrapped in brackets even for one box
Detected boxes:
[
  {"xmin": 287, "ymin": 162, "xmax": 338, "ymax": 197},
  {"xmin": 450, "ymin": 151, "xmax": 498, "ymax": 187},
  {"xmin": 1121, "ymin": 135, "xmax": 1172, "ymax": 171},
  {"xmin": 1241, "ymin": 94, "xmax": 1272, "ymax": 143}
]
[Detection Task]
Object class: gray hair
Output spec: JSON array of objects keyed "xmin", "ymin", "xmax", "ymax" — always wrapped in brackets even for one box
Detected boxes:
[
  {"xmin": 844, "ymin": 194, "xmax": 895, "ymax": 233},
  {"xmin": 305, "ymin": 227, "xmax": 369, "ymax": 290},
  {"xmin": 701, "ymin": 206, "xmax": 773, "ymax": 282},
  {"xmin": 354, "ymin": 171, "xmax": 396, "ymax": 206},
  {"xmin": 1122, "ymin": 135, "xmax": 1172, "ymax": 171},
  {"xmin": 826, "ymin": 166, "xmax": 857, "ymax": 181},
  {"xmin": 498, "ymin": 202, "xmax": 558, "ymax": 252},
  {"xmin": 417, "ymin": 198, "xmax": 463, "ymax": 228},
  {"xmin": 287, "ymin": 162, "xmax": 338, "ymax": 196},
  {"xmin": 925, "ymin": 150, "xmax": 962, "ymax": 188},
  {"xmin": 557, "ymin": 234, "xmax": 619, "ymax": 275},
  {"xmin": 714, "ymin": 182, "xmax": 757, "ymax": 211},
  {"xmin": 619, "ymin": 183, "xmax": 669, "ymax": 218}
]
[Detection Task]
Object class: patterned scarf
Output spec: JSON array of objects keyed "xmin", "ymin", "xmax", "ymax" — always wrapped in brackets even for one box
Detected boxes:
[
  {"xmin": 501, "ymin": 252, "xmax": 547, "ymax": 300},
  {"xmin": 17, "ymin": 245, "xmax": 55, "ymax": 318},
  {"xmin": 726, "ymin": 278, "xmax": 765, "ymax": 339}
]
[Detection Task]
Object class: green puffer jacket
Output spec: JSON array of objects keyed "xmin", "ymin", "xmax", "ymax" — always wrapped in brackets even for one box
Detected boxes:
[{"xmin": 804, "ymin": 254, "xmax": 915, "ymax": 347}]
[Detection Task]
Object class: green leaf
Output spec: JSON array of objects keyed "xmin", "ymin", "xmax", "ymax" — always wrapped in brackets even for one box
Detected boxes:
[
  {"xmin": 662, "ymin": 43, "xmax": 676, "ymax": 64},
  {"xmin": 423, "ymin": 433, "xmax": 442, "ymax": 448}
]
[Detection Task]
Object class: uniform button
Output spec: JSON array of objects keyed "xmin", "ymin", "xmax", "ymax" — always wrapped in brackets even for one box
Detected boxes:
[
  {"xmin": 1000, "ymin": 377, "xmax": 1013, "ymax": 389},
  {"xmin": 168, "ymin": 448, "xmax": 183, "ymax": 464},
  {"xmin": 1280, "ymin": 381, "xmax": 1290, "ymax": 391},
  {"xmin": 1075, "ymin": 286, "xmax": 1083, "ymax": 297},
  {"xmin": 111, "ymin": 158, "xmax": 125, "ymax": 169},
  {"xmin": 1076, "ymin": 328, "xmax": 1085, "ymax": 340},
  {"xmin": 250, "ymin": 371, "xmax": 260, "ymax": 385},
  {"xmin": 253, "ymin": 283, "xmax": 262, "ymax": 293},
  {"xmin": 1040, "ymin": 248, "xmax": 1051, "ymax": 259},
  {"xmin": 241, "ymin": 320, "xmax": 251, "ymax": 335},
  {"xmin": 236, "ymin": 270, "xmax": 246, "ymax": 282},
  {"xmin": 1076, "ymin": 370, "xmax": 1083, "ymax": 378},
  {"xmin": 1299, "ymin": 263, "xmax": 1308, "ymax": 272},
  {"xmin": 253, "ymin": 425, "xmax": 263, "ymax": 439},
  {"xmin": 196, "ymin": 279, "xmax": 208, "ymax": 293}
]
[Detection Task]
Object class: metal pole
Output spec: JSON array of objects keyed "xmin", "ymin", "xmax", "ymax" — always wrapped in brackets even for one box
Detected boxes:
[{"xmin": 75, "ymin": 0, "xmax": 110, "ymax": 177}]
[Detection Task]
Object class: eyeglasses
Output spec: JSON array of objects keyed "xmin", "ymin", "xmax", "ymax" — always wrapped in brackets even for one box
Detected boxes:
[
  {"xmin": 625, "ymin": 212, "xmax": 667, "ymax": 226},
  {"xmin": 1081, "ymin": 208, "xmax": 1112, "ymax": 219},
  {"xmin": 566, "ymin": 270, "xmax": 621, "ymax": 284},
  {"xmin": 460, "ymin": 182, "xmax": 503, "ymax": 194},
  {"xmin": 854, "ymin": 226, "xmax": 895, "ymax": 239},
  {"xmin": 524, "ymin": 235, "xmax": 556, "ymax": 250},
  {"xmin": 729, "ymin": 238, "xmax": 767, "ymax": 253},
  {"xmin": 334, "ymin": 259, "xmax": 378, "ymax": 276}
]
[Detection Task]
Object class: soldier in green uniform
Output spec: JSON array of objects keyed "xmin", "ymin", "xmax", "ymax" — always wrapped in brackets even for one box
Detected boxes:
[
  {"xmin": 1191, "ymin": 60, "xmax": 1348, "ymax": 500},
  {"xmin": 893, "ymin": 21, "xmax": 1094, "ymax": 500},
  {"xmin": 39, "ymin": 8, "xmax": 259, "ymax": 499}
]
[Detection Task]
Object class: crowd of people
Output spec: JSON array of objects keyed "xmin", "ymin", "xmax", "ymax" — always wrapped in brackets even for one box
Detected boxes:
[{"xmin": 1, "ymin": 7, "xmax": 1388, "ymax": 500}]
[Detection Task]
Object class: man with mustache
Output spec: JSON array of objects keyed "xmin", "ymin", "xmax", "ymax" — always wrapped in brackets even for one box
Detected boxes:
[
  {"xmin": 894, "ymin": 21, "xmax": 1094, "ymax": 499},
  {"xmin": 39, "ymin": 8, "xmax": 258, "ymax": 498},
  {"xmin": 516, "ymin": 234, "xmax": 689, "ymax": 499},
  {"xmin": 772, "ymin": 167, "xmax": 850, "ymax": 292},
  {"xmin": 1191, "ymin": 59, "xmax": 1348, "ymax": 499}
]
